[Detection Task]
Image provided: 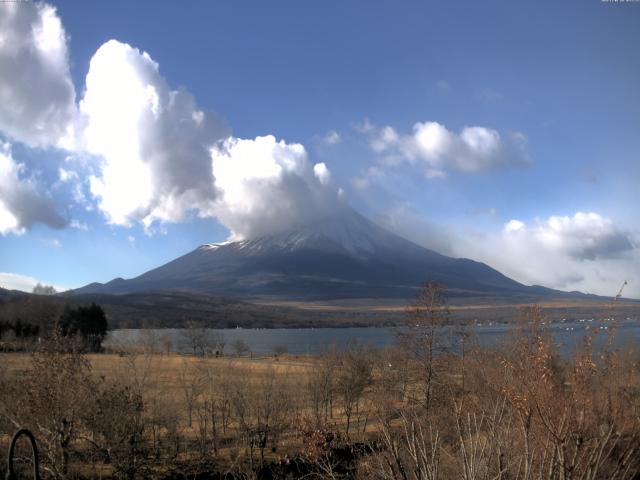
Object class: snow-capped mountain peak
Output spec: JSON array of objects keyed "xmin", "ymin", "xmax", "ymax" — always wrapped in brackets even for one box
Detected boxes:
[
  {"xmin": 229, "ymin": 208, "xmax": 409, "ymax": 257},
  {"xmin": 74, "ymin": 206, "xmax": 536, "ymax": 300}
]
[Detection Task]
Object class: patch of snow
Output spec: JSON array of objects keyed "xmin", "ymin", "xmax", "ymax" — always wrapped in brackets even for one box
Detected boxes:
[{"xmin": 200, "ymin": 241, "xmax": 231, "ymax": 250}]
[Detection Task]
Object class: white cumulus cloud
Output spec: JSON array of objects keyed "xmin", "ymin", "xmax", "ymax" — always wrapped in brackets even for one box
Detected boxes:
[
  {"xmin": 0, "ymin": 2, "xmax": 76, "ymax": 147},
  {"xmin": 210, "ymin": 135, "xmax": 342, "ymax": 240},
  {"xmin": 372, "ymin": 205, "xmax": 639, "ymax": 297},
  {"xmin": 0, "ymin": 4, "xmax": 345, "ymax": 239},
  {"xmin": 502, "ymin": 212, "xmax": 635, "ymax": 261},
  {"xmin": 313, "ymin": 162, "xmax": 331, "ymax": 185},
  {"xmin": 79, "ymin": 40, "xmax": 229, "ymax": 229},
  {"xmin": 364, "ymin": 120, "xmax": 530, "ymax": 177},
  {"xmin": 461, "ymin": 212, "xmax": 639, "ymax": 297},
  {"xmin": 504, "ymin": 219, "xmax": 525, "ymax": 233}
]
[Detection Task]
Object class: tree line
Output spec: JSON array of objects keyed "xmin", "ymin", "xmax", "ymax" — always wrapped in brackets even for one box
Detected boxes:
[{"xmin": 0, "ymin": 296, "xmax": 108, "ymax": 352}]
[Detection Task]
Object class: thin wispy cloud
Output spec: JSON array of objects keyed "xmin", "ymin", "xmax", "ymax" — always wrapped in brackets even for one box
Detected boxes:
[
  {"xmin": 70, "ymin": 219, "xmax": 88, "ymax": 231},
  {"xmin": 477, "ymin": 88, "xmax": 504, "ymax": 104},
  {"xmin": 42, "ymin": 238, "xmax": 62, "ymax": 248},
  {"xmin": 323, "ymin": 130, "xmax": 341, "ymax": 145}
]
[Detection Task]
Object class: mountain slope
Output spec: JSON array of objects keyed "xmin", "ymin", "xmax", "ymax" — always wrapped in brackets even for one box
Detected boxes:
[{"xmin": 74, "ymin": 209, "xmax": 574, "ymax": 300}]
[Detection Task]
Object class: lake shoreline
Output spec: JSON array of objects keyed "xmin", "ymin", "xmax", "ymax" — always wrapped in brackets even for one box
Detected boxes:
[{"xmin": 105, "ymin": 318, "xmax": 640, "ymax": 357}]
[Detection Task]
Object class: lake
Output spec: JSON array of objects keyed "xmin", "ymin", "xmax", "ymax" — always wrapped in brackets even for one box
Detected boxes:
[{"xmin": 105, "ymin": 318, "xmax": 640, "ymax": 356}]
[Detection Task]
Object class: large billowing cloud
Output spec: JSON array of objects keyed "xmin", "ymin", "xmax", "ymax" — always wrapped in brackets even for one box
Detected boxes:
[
  {"xmin": 482, "ymin": 213, "xmax": 639, "ymax": 296},
  {"xmin": 0, "ymin": 142, "xmax": 66, "ymax": 235},
  {"xmin": 381, "ymin": 206, "xmax": 639, "ymax": 297},
  {"xmin": 0, "ymin": 1, "xmax": 342, "ymax": 238},
  {"xmin": 211, "ymin": 135, "xmax": 341, "ymax": 240},
  {"xmin": 487, "ymin": 216, "xmax": 633, "ymax": 297},
  {"xmin": 79, "ymin": 40, "xmax": 229, "ymax": 228},
  {"xmin": 363, "ymin": 120, "xmax": 530, "ymax": 178},
  {"xmin": 78, "ymin": 40, "xmax": 341, "ymax": 236},
  {"xmin": 0, "ymin": 2, "xmax": 76, "ymax": 147}
]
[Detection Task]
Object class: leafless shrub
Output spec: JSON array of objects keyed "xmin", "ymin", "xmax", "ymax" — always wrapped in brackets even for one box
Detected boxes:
[
  {"xmin": 83, "ymin": 382, "xmax": 147, "ymax": 479},
  {"xmin": 230, "ymin": 367, "xmax": 293, "ymax": 468},
  {"xmin": 297, "ymin": 428, "xmax": 351, "ymax": 479},
  {"xmin": 273, "ymin": 344, "xmax": 288, "ymax": 356},
  {"xmin": 18, "ymin": 332, "xmax": 94, "ymax": 478},
  {"xmin": 178, "ymin": 359, "xmax": 205, "ymax": 428},
  {"xmin": 366, "ymin": 411, "xmax": 441, "ymax": 480}
]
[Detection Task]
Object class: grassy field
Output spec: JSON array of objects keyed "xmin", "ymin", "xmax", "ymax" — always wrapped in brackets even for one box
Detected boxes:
[
  {"xmin": 0, "ymin": 350, "xmax": 382, "ymax": 437},
  {"xmin": 1, "ymin": 352, "xmax": 316, "ymax": 417},
  {"xmin": 1, "ymin": 351, "xmax": 315, "ymax": 376}
]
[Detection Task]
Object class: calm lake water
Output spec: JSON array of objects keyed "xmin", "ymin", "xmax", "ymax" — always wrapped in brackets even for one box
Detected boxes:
[{"xmin": 105, "ymin": 318, "xmax": 640, "ymax": 356}]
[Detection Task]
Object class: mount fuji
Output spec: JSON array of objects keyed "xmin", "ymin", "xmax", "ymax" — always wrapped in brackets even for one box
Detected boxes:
[{"xmin": 73, "ymin": 208, "xmax": 577, "ymax": 301}]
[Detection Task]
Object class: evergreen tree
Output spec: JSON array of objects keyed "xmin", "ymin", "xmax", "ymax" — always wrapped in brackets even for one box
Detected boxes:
[{"xmin": 59, "ymin": 303, "xmax": 108, "ymax": 351}]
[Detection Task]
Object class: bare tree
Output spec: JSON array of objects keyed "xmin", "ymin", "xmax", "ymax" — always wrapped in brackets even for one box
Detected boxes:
[
  {"xmin": 211, "ymin": 331, "xmax": 226, "ymax": 356},
  {"xmin": 32, "ymin": 283, "xmax": 57, "ymax": 295},
  {"xmin": 140, "ymin": 329, "xmax": 159, "ymax": 354},
  {"xmin": 233, "ymin": 339, "xmax": 250, "ymax": 357},
  {"xmin": 336, "ymin": 341, "xmax": 373, "ymax": 437},
  {"xmin": 145, "ymin": 386, "xmax": 177, "ymax": 460},
  {"xmin": 230, "ymin": 367, "xmax": 293, "ymax": 468},
  {"xmin": 195, "ymin": 360, "xmax": 232, "ymax": 455},
  {"xmin": 397, "ymin": 282, "xmax": 449, "ymax": 413},
  {"xmin": 159, "ymin": 333, "xmax": 173, "ymax": 355},
  {"xmin": 306, "ymin": 348, "xmax": 338, "ymax": 426},
  {"xmin": 181, "ymin": 321, "xmax": 211, "ymax": 356}
]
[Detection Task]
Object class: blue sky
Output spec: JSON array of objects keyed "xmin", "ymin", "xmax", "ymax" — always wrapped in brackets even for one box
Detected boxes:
[{"xmin": 0, "ymin": 0, "xmax": 638, "ymax": 297}]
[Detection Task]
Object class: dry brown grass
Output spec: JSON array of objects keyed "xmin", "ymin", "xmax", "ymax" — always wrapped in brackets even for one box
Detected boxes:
[{"xmin": 1, "ymin": 352, "xmax": 314, "ymax": 402}]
